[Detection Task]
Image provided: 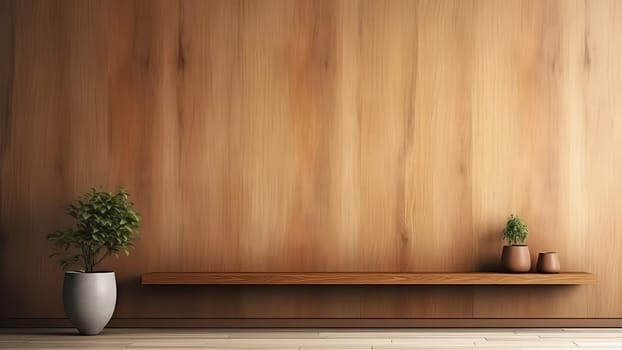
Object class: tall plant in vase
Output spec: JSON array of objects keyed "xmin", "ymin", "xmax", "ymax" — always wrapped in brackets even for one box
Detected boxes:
[
  {"xmin": 47, "ymin": 188, "xmax": 140, "ymax": 335},
  {"xmin": 500, "ymin": 214, "xmax": 531, "ymax": 273}
]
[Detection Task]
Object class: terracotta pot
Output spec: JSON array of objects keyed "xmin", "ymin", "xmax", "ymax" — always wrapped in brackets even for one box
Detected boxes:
[
  {"xmin": 501, "ymin": 245, "xmax": 531, "ymax": 273},
  {"xmin": 537, "ymin": 252, "xmax": 560, "ymax": 273}
]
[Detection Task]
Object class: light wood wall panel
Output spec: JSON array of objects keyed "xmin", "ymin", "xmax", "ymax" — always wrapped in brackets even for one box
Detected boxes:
[{"xmin": 1, "ymin": 0, "xmax": 622, "ymax": 321}]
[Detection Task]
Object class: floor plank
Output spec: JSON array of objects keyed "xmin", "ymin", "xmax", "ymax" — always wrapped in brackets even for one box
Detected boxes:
[{"xmin": 2, "ymin": 328, "xmax": 622, "ymax": 349}]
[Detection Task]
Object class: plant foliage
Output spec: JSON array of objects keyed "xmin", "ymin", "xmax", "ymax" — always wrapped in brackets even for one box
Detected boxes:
[
  {"xmin": 501, "ymin": 214, "xmax": 528, "ymax": 245},
  {"xmin": 47, "ymin": 188, "xmax": 140, "ymax": 272}
]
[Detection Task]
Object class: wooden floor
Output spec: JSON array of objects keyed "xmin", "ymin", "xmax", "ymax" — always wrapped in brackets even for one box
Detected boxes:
[{"xmin": 2, "ymin": 328, "xmax": 622, "ymax": 349}]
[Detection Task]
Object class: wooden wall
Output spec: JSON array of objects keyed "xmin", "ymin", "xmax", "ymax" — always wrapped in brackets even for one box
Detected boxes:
[{"xmin": 1, "ymin": 0, "xmax": 622, "ymax": 323}]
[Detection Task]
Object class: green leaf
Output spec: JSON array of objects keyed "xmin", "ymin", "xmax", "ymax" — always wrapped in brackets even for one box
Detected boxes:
[
  {"xmin": 46, "ymin": 187, "xmax": 141, "ymax": 270},
  {"xmin": 501, "ymin": 213, "xmax": 529, "ymax": 245}
]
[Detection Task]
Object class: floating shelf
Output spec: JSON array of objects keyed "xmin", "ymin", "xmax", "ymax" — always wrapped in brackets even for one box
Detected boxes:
[{"xmin": 141, "ymin": 272, "xmax": 595, "ymax": 285}]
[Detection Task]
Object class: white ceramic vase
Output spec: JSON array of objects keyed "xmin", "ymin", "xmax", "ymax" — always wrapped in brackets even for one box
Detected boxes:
[{"xmin": 63, "ymin": 271, "xmax": 116, "ymax": 335}]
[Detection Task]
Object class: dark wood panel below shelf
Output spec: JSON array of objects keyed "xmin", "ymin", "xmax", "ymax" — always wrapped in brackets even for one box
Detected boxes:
[{"xmin": 141, "ymin": 272, "xmax": 595, "ymax": 285}]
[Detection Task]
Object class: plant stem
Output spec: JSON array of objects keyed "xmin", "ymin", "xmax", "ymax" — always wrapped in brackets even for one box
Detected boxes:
[
  {"xmin": 86, "ymin": 246, "xmax": 93, "ymax": 272},
  {"xmin": 89, "ymin": 247, "xmax": 94, "ymax": 272},
  {"xmin": 81, "ymin": 245, "xmax": 88, "ymax": 272},
  {"xmin": 93, "ymin": 252, "xmax": 107, "ymax": 268}
]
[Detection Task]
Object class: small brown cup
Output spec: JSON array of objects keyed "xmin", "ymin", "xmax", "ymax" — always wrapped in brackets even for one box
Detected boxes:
[{"xmin": 537, "ymin": 252, "xmax": 560, "ymax": 273}]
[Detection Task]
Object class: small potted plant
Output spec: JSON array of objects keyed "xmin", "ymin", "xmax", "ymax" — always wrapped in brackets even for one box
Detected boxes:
[
  {"xmin": 47, "ymin": 188, "xmax": 140, "ymax": 335},
  {"xmin": 500, "ymin": 214, "xmax": 530, "ymax": 273}
]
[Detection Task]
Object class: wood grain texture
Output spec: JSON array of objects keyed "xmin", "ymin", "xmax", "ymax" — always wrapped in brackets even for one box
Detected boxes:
[
  {"xmin": 141, "ymin": 272, "xmax": 596, "ymax": 285},
  {"xmin": 5, "ymin": 318, "xmax": 622, "ymax": 328},
  {"xmin": 0, "ymin": 0, "xmax": 621, "ymax": 323},
  {"xmin": 4, "ymin": 328, "xmax": 622, "ymax": 348}
]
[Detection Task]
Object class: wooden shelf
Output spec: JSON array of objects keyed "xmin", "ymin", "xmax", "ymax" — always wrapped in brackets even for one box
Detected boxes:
[{"xmin": 141, "ymin": 272, "xmax": 595, "ymax": 285}]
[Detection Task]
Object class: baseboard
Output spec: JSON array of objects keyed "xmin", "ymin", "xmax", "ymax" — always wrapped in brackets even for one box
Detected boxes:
[{"xmin": 2, "ymin": 318, "xmax": 622, "ymax": 328}]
